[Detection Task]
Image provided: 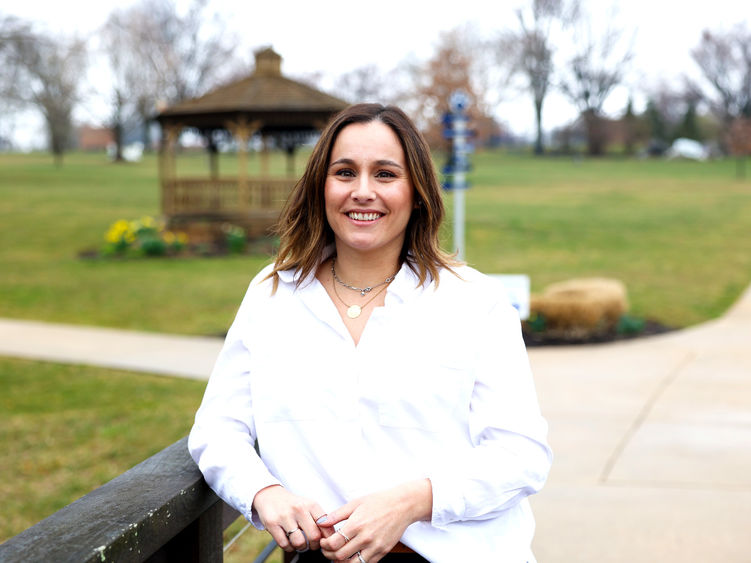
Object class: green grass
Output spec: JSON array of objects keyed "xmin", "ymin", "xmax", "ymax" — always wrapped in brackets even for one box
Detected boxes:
[
  {"xmin": 0, "ymin": 357, "xmax": 205, "ymax": 541},
  {"xmin": 2, "ymin": 150, "xmax": 750, "ymax": 330},
  {"xmin": 0, "ymin": 356, "xmax": 283, "ymax": 560},
  {"xmin": 458, "ymin": 152, "xmax": 751, "ymax": 326}
]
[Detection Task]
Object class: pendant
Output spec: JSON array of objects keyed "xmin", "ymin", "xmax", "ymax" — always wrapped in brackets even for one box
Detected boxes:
[{"xmin": 347, "ymin": 305, "xmax": 362, "ymax": 319}]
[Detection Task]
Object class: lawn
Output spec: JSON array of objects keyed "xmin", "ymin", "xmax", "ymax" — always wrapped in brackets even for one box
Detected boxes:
[
  {"xmin": 0, "ymin": 356, "xmax": 282, "ymax": 561},
  {"xmin": 1, "ymin": 150, "xmax": 750, "ymax": 330}
]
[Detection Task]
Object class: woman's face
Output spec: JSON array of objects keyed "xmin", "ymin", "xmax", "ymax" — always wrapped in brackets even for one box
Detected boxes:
[{"xmin": 324, "ymin": 120, "xmax": 414, "ymax": 259}]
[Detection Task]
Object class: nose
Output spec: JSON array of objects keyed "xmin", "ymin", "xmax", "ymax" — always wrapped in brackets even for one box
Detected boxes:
[{"xmin": 351, "ymin": 175, "xmax": 376, "ymax": 201}]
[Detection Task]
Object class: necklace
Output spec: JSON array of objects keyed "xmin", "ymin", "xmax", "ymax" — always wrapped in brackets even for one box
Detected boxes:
[
  {"xmin": 331, "ymin": 273, "xmax": 392, "ymax": 319},
  {"xmin": 331, "ymin": 258, "xmax": 397, "ymax": 296}
]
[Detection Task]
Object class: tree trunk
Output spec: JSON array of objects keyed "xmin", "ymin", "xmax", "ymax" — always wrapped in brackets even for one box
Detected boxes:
[
  {"xmin": 584, "ymin": 110, "xmax": 607, "ymax": 156},
  {"xmin": 534, "ymin": 98, "xmax": 544, "ymax": 155}
]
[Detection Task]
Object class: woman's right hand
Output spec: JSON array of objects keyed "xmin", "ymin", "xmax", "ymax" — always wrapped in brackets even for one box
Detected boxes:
[{"xmin": 252, "ymin": 485, "xmax": 331, "ymax": 553}]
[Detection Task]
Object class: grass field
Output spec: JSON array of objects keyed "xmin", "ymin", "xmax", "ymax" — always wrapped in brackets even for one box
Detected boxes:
[
  {"xmin": 1, "ymin": 149, "xmax": 750, "ymax": 556},
  {"xmin": 1, "ymin": 150, "xmax": 750, "ymax": 330}
]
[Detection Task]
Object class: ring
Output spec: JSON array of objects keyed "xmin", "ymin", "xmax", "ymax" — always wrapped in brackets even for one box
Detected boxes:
[
  {"xmin": 291, "ymin": 528, "xmax": 309, "ymax": 552},
  {"xmin": 285, "ymin": 527, "xmax": 300, "ymax": 538},
  {"xmin": 337, "ymin": 529, "xmax": 351, "ymax": 542},
  {"xmin": 356, "ymin": 551, "xmax": 366, "ymax": 563}
]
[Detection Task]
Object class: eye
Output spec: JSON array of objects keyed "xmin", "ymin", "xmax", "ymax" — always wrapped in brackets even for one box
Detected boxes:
[
  {"xmin": 375, "ymin": 170, "xmax": 397, "ymax": 178},
  {"xmin": 334, "ymin": 168, "xmax": 355, "ymax": 177}
]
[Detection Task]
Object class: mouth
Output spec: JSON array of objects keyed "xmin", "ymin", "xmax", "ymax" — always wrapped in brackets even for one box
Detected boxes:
[{"xmin": 347, "ymin": 211, "xmax": 383, "ymax": 222}]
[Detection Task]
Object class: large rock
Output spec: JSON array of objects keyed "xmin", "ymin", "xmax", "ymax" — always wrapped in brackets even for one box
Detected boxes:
[{"xmin": 530, "ymin": 278, "xmax": 628, "ymax": 339}]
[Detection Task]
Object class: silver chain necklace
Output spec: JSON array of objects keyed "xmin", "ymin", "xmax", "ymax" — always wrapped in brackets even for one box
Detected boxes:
[{"xmin": 331, "ymin": 258, "xmax": 397, "ymax": 296}]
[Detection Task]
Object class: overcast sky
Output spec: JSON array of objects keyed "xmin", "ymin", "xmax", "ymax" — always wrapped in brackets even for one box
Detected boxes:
[{"xmin": 4, "ymin": 0, "xmax": 750, "ymax": 148}]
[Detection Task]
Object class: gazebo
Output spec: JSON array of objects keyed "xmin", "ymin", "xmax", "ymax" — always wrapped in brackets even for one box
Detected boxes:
[{"xmin": 156, "ymin": 48, "xmax": 348, "ymax": 240}]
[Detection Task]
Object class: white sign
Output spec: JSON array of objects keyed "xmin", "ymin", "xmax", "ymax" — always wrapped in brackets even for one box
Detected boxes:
[{"xmin": 489, "ymin": 274, "xmax": 530, "ymax": 320}]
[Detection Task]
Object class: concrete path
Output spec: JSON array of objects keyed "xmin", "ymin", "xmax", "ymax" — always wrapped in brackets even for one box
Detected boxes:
[
  {"xmin": 530, "ymin": 284, "xmax": 751, "ymax": 562},
  {"xmin": 0, "ymin": 319, "xmax": 223, "ymax": 380},
  {"xmin": 1, "ymin": 285, "xmax": 750, "ymax": 562}
]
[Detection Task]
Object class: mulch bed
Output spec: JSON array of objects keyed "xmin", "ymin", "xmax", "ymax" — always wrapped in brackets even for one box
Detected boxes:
[{"xmin": 522, "ymin": 319, "xmax": 674, "ymax": 347}]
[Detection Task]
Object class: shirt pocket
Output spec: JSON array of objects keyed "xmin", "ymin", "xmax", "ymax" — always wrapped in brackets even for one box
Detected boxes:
[{"xmin": 376, "ymin": 360, "xmax": 473, "ymax": 432}]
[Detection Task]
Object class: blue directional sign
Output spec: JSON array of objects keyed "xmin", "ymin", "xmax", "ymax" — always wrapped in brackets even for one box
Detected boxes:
[{"xmin": 442, "ymin": 91, "xmax": 473, "ymax": 191}]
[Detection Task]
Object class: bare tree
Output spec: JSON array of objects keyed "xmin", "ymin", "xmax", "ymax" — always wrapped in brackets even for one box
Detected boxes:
[
  {"xmin": 101, "ymin": 10, "xmax": 150, "ymax": 160},
  {"xmin": 691, "ymin": 24, "xmax": 751, "ymax": 133},
  {"xmin": 558, "ymin": 5, "xmax": 632, "ymax": 155},
  {"xmin": 334, "ymin": 64, "xmax": 389, "ymax": 104},
  {"xmin": 3, "ymin": 19, "xmax": 87, "ymax": 164},
  {"xmin": 0, "ymin": 14, "xmax": 30, "ymax": 143},
  {"xmin": 100, "ymin": 0, "xmax": 239, "ymax": 152},
  {"xmin": 501, "ymin": 0, "xmax": 579, "ymax": 154}
]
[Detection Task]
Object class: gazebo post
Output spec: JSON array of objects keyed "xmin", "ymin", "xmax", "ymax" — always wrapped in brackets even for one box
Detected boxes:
[
  {"xmin": 260, "ymin": 133, "xmax": 271, "ymax": 177},
  {"xmin": 227, "ymin": 119, "xmax": 260, "ymax": 210},
  {"xmin": 160, "ymin": 123, "xmax": 181, "ymax": 216},
  {"xmin": 207, "ymin": 130, "xmax": 219, "ymax": 180}
]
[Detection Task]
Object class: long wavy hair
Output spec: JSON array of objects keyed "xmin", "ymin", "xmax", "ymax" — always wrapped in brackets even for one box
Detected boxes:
[{"xmin": 268, "ymin": 103, "xmax": 457, "ymax": 290}]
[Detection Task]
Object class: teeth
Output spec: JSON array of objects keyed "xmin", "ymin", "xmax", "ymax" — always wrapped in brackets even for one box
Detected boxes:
[{"xmin": 348, "ymin": 212, "xmax": 380, "ymax": 221}]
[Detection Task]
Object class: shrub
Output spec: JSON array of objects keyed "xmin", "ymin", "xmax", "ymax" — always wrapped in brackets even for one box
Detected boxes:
[
  {"xmin": 102, "ymin": 216, "xmax": 187, "ymax": 257},
  {"xmin": 223, "ymin": 224, "xmax": 247, "ymax": 254}
]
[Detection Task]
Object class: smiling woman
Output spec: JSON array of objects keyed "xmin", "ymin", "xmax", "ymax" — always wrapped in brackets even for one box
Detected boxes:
[{"xmin": 188, "ymin": 104, "xmax": 552, "ymax": 563}]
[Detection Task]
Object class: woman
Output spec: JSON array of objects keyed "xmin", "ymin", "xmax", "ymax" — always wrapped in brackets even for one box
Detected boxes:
[{"xmin": 188, "ymin": 104, "xmax": 552, "ymax": 562}]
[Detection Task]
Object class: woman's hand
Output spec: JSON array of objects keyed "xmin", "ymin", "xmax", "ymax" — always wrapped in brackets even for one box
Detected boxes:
[
  {"xmin": 318, "ymin": 479, "xmax": 432, "ymax": 562},
  {"xmin": 252, "ymin": 485, "xmax": 331, "ymax": 553}
]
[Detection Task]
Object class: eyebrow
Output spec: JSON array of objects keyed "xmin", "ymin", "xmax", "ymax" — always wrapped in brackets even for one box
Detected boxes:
[{"xmin": 329, "ymin": 158, "xmax": 404, "ymax": 169}]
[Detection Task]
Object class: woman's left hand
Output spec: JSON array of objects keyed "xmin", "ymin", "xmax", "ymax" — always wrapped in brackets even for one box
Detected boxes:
[{"xmin": 318, "ymin": 478, "xmax": 432, "ymax": 563}]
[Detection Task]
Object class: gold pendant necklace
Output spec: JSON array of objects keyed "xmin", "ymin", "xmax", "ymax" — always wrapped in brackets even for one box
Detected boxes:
[{"xmin": 331, "ymin": 271, "xmax": 392, "ymax": 319}]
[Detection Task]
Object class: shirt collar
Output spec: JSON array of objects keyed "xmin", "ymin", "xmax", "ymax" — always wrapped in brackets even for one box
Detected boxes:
[
  {"xmin": 275, "ymin": 247, "xmax": 434, "ymax": 302},
  {"xmin": 385, "ymin": 258, "xmax": 433, "ymax": 305},
  {"xmin": 276, "ymin": 245, "xmax": 337, "ymax": 289}
]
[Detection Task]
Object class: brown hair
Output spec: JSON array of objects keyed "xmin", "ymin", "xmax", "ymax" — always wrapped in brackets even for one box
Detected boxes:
[{"xmin": 268, "ymin": 103, "xmax": 457, "ymax": 290}]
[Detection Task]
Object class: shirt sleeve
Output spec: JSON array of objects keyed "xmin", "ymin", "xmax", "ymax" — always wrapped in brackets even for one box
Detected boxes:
[
  {"xmin": 428, "ymin": 296, "xmax": 553, "ymax": 527},
  {"xmin": 187, "ymin": 278, "xmax": 281, "ymax": 528}
]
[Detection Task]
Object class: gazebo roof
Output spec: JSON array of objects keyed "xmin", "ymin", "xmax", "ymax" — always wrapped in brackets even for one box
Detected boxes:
[{"xmin": 157, "ymin": 48, "xmax": 348, "ymax": 132}]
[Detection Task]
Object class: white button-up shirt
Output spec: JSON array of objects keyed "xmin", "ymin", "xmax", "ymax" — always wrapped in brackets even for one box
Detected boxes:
[{"xmin": 189, "ymin": 258, "xmax": 552, "ymax": 562}]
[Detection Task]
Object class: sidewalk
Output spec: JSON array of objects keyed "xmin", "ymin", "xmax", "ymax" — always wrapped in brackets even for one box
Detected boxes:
[
  {"xmin": 529, "ymin": 284, "xmax": 751, "ymax": 562},
  {"xmin": 1, "ymin": 285, "xmax": 750, "ymax": 562}
]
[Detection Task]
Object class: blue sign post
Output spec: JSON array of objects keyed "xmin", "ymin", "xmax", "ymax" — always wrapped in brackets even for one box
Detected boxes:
[{"xmin": 442, "ymin": 90, "xmax": 473, "ymax": 261}]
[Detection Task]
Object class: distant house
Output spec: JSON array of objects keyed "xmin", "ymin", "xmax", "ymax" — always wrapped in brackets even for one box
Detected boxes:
[{"xmin": 78, "ymin": 126, "xmax": 114, "ymax": 151}]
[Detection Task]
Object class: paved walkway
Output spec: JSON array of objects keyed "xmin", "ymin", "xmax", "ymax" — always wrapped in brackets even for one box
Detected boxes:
[{"xmin": 1, "ymin": 284, "xmax": 750, "ymax": 562}]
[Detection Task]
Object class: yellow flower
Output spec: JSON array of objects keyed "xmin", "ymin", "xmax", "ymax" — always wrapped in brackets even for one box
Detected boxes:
[{"xmin": 163, "ymin": 231, "xmax": 176, "ymax": 244}]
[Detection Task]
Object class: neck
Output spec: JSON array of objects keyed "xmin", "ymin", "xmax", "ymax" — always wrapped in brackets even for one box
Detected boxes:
[{"xmin": 332, "ymin": 247, "xmax": 401, "ymax": 288}]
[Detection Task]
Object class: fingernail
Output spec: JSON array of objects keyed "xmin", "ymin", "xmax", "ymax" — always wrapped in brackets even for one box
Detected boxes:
[{"xmin": 316, "ymin": 515, "xmax": 328, "ymax": 524}]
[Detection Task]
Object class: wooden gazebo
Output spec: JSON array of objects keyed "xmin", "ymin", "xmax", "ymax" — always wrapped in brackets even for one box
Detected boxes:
[{"xmin": 156, "ymin": 48, "xmax": 348, "ymax": 239}]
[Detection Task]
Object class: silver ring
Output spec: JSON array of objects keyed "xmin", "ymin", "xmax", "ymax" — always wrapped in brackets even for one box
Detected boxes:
[
  {"xmin": 356, "ymin": 551, "xmax": 366, "ymax": 563},
  {"xmin": 337, "ymin": 529, "xmax": 351, "ymax": 542},
  {"xmin": 293, "ymin": 528, "xmax": 309, "ymax": 552},
  {"xmin": 285, "ymin": 527, "xmax": 300, "ymax": 538}
]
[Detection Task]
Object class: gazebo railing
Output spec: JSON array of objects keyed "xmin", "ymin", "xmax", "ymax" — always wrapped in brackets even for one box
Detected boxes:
[{"xmin": 162, "ymin": 177, "xmax": 295, "ymax": 215}]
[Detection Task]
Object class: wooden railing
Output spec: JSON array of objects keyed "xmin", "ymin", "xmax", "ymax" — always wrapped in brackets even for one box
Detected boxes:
[
  {"xmin": 0, "ymin": 437, "xmax": 277, "ymax": 563},
  {"xmin": 162, "ymin": 178, "xmax": 295, "ymax": 216}
]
